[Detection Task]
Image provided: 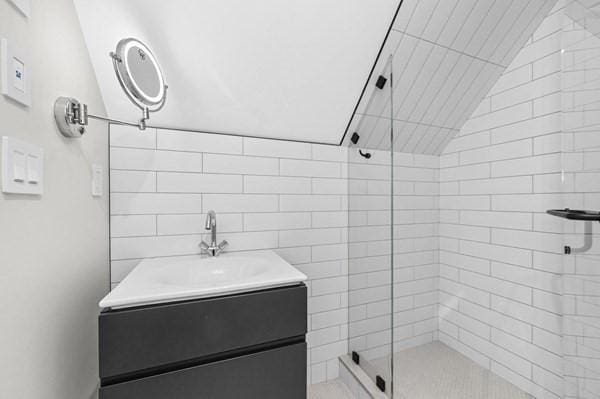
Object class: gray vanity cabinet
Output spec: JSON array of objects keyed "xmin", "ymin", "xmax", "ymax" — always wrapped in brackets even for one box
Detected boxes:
[{"xmin": 98, "ymin": 284, "xmax": 307, "ymax": 399}]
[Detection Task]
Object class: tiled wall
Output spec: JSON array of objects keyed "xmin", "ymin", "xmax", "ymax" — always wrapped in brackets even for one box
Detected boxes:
[
  {"xmin": 347, "ymin": 150, "xmax": 439, "ymax": 363},
  {"xmin": 561, "ymin": 4, "xmax": 600, "ymax": 398},
  {"xmin": 390, "ymin": 153, "xmax": 439, "ymax": 353},
  {"xmin": 109, "ymin": 125, "xmax": 349, "ymax": 384},
  {"xmin": 438, "ymin": 3, "xmax": 566, "ymax": 398},
  {"xmin": 107, "ymin": 3, "xmax": 600, "ymax": 396}
]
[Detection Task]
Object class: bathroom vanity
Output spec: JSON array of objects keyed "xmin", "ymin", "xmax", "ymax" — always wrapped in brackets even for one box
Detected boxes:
[{"xmin": 98, "ymin": 251, "xmax": 307, "ymax": 399}]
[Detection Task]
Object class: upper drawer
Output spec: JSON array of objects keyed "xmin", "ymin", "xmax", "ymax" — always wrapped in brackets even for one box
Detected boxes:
[{"xmin": 99, "ymin": 284, "xmax": 306, "ymax": 381}]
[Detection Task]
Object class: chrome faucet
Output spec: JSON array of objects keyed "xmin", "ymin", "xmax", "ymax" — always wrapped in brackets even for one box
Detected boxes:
[{"xmin": 199, "ymin": 210, "xmax": 228, "ymax": 257}]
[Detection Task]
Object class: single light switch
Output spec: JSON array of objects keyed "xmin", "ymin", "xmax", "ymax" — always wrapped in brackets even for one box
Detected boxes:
[
  {"xmin": 12, "ymin": 150, "xmax": 25, "ymax": 182},
  {"xmin": 26, "ymin": 154, "xmax": 39, "ymax": 183},
  {"xmin": 2, "ymin": 136, "xmax": 43, "ymax": 194},
  {"xmin": 92, "ymin": 164, "xmax": 103, "ymax": 197}
]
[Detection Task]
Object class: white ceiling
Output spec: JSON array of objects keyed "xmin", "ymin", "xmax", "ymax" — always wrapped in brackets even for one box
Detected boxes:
[
  {"xmin": 345, "ymin": 0, "xmax": 559, "ymax": 154},
  {"xmin": 73, "ymin": 0, "xmax": 400, "ymax": 145}
]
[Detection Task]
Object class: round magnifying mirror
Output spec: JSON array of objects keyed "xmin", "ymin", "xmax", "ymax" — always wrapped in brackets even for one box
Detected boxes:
[{"xmin": 111, "ymin": 38, "xmax": 166, "ymax": 110}]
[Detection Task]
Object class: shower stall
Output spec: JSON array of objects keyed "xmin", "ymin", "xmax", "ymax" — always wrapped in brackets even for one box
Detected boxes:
[{"xmin": 344, "ymin": 1, "xmax": 600, "ymax": 398}]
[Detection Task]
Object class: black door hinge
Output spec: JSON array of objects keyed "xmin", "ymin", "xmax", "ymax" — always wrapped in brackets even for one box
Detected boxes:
[
  {"xmin": 375, "ymin": 75, "xmax": 387, "ymax": 89},
  {"xmin": 376, "ymin": 375, "xmax": 386, "ymax": 392}
]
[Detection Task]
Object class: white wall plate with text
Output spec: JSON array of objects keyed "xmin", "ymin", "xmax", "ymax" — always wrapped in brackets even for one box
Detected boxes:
[{"xmin": 1, "ymin": 38, "xmax": 31, "ymax": 106}]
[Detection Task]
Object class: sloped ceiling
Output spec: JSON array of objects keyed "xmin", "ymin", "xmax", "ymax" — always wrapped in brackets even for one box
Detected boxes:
[
  {"xmin": 73, "ymin": 0, "xmax": 400, "ymax": 145},
  {"xmin": 345, "ymin": 0, "xmax": 559, "ymax": 154}
]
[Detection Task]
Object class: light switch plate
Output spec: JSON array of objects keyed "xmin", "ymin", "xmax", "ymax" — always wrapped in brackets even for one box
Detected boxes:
[
  {"xmin": 91, "ymin": 164, "xmax": 103, "ymax": 197},
  {"xmin": 1, "ymin": 38, "xmax": 31, "ymax": 106},
  {"xmin": 2, "ymin": 136, "xmax": 43, "ymax": 195}
]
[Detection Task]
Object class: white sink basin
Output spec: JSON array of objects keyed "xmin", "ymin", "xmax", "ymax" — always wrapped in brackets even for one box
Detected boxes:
[{"xmin": 99, "ymin": 250, "xmax": 307, "ymax": 309}]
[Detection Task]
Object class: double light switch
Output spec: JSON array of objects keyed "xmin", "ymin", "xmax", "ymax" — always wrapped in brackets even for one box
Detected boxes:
[{"xmin": 2, "ymin": 136, "xmax": 43, "ymax": 194}]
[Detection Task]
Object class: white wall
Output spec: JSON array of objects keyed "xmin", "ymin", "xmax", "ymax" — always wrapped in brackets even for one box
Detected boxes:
[
  {"xmin": 0, "ymin": 1, "xmax": 109, "ymax": 398},
  {"xmin": 438, "ymin": 3, "xmax": 565, "ymax": 398},
  {"xmin": 109, "ymin": 125, "xmax": 349, "ymax": 384},
  {"xmin": 109, "ymin": 125, "xmax": 440, "ymax": 384}
]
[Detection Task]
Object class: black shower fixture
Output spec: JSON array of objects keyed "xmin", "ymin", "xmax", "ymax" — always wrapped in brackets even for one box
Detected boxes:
[
  {"xmin": 375, "ymin": 75, "xmax": 387, "ymax": 89},
  {"xmin": 350, "ymin": 132, "xmax": 370, "ymax": 158},
  {"xmin": 359, "ymin": 149, "xmax": 371, "ymax": 159}
]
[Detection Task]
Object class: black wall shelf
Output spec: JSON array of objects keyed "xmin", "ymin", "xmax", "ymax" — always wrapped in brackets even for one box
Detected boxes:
[
  {"xmin": 546, "ymin": 209, "xmax": 600, "ymax": 222},
  {"xmin": 546, "ymin": 209, "xmax": 597, "ymax": 255}
]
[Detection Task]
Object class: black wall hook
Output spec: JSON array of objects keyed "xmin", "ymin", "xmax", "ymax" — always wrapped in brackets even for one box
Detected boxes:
[{"xmin": 359, "ymin": 149, "xmax": 371, "ymax": 159}]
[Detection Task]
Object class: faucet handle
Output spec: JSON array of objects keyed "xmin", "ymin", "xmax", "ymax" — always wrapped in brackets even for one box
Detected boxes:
[
  {"xmin": 199, "ymin": 241, "xmax": 210, "ymax": 252},
  {"xmin": 216, "ymin": 240, "xmax": 228, "ymax": 255}
]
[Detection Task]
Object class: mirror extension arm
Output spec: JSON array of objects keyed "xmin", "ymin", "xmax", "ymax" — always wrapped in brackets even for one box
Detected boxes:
[{"xmin": 53, "ymin": 96, "xmax": 161, "ymax": 138}]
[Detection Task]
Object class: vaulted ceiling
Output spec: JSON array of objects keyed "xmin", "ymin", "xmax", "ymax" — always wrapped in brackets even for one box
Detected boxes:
[
  {"xmin": 344, "ymin": 0, "xmax": 559, "ymax": 154},
  {"xmin": 75, "ymin": 0, "xmax": 558, "ymax": 152},
  {"xmin": 73, "ymin": 0, "xmax": 400, "ymax": 145}
]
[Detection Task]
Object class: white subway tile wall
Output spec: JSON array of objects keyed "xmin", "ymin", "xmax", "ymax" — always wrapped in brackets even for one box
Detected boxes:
[
  {"xmin": 110, "ymin": 127, "xmax": 349, "ymax": 385},
  {"xmin": 106, "ymin": 3, "xmax": 600, "ymax": 396},
  {"xmin": 348, "ymin": 149, "xmax": 439, "ymax": 363},
  {"xmin": 438, "ymin": 4, "xmax": 567, "ymax": 398}
]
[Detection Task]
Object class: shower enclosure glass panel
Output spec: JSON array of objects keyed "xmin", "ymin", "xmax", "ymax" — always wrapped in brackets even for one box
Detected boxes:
[
  {"xmin": 561, "ymin": 2, "xmax": 600, "ymax": 398},
  {"xmin": 347, "ymin": 56, "xmax": 394, "ymax": 396},
  {"xmin": 390, "ymin": 120, "xmax": 440, "ymax": 398},
  {"xmin": 346, "ymin": 2, "xmax": 600, "ymax": 398}
]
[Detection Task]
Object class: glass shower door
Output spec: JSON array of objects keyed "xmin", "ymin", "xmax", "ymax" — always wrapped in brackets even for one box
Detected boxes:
[
  {"xmin": 561, "ymin": 2, "xmax": 600, "ymax": 397},
  {"xmin": 347, "ymin": 56, "xmax": 394, "ymax": 397}
]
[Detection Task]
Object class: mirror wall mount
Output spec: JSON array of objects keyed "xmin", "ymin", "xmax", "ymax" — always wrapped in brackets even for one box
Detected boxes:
[
  {"xmin": 54, "ymin": 38, "xmax": 168, "ymax": 138},
  {"xmin": 54, "ymin": 97, "xmax": 88, "ymax": 138},
  {"xmin": 54, "ymin": 97, "xmax": 146, "ymax": 137}
]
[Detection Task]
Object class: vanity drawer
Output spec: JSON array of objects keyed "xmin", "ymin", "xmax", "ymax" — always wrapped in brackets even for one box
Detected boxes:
[
  {"xmin": 100, "ymin": 342, "xmax": 306, "ymax": 399},
  {"xmin": 99, "ymin": 284, "xmax": 307, "ymax": 381}
]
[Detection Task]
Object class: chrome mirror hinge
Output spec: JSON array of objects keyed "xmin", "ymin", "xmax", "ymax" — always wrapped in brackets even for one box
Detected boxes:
[
  {"xmin": 54, "ymin": 97, "xmax": 88, "ymax": 138},
  {"xmin": 109, "ymin": 51, "xmax": 122, "ymax": 63},
  {"xmin": 70, "ymin": 101, "xmax": 88, "ymax": 127}
]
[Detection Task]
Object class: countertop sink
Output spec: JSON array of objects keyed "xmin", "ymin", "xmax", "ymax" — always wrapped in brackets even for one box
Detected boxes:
[{"xmin": 99, "ymin": 250, "xmax": 307, "ymax": 309}]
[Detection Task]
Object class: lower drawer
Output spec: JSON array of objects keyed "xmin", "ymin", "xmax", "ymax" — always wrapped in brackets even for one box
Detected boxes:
[{"xmin": 99, "ymin": 342, "xmax": 306, "ymax": 399}]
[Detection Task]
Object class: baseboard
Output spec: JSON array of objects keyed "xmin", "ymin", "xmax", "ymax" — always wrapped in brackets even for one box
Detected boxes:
[{"xmin": 338, "ymin": 355, "xmax": 389, "ymax": 399}]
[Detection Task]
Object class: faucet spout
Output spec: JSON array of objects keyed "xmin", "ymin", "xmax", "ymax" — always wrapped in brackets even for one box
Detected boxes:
[
  {"xmin": 205, "ymin": 210, "xmax": 215, "ymax": 230},
  {"xmin": 200, "ymin": 210, "xmax": 226, "ymax": 257},
  {"xmin": 205, "ymin": 210, "xmax": 217, "ymax": 246}
]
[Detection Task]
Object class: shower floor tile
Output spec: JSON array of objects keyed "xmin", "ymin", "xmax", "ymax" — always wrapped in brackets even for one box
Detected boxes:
[
  {"xmin": 309, "ymin": 379, "xmax": 356, "ymax": 399},
  {"xmin": 370, "ymin": 341, "xmax": 532, "ymax": 399}
]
